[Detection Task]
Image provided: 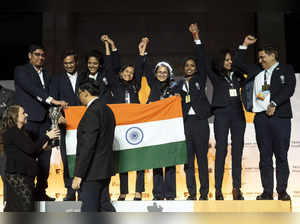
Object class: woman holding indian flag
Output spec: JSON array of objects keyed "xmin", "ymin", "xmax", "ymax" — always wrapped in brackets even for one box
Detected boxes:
[{"xmin": 100, "ymin": 35, "xmax": 145, "ymax": 201}]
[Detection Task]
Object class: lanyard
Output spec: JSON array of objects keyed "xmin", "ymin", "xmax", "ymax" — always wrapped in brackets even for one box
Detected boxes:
[
  {"xmin": 224, "ymin": 74, "xmax": 234, "ymax": 88},
  {"xmin": 264, "ymin": 70, "xmax": 268, "ymax": 86}
]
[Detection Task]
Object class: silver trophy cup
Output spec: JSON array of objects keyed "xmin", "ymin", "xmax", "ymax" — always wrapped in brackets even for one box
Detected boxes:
[{"xmin": 49, "ymin": 106, "xmax": 61, "ymax": 147}]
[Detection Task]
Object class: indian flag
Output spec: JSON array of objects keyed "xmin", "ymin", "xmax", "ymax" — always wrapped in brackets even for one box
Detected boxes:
[{"xmin": 64, "ymin": 96, "xmax": 187, "ymax": 175}]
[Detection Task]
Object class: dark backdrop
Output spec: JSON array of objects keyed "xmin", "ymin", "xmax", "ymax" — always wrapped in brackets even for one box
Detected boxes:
[{"xmin": 0, "ymin": 0, "xmax": 299, "ymax": 81}]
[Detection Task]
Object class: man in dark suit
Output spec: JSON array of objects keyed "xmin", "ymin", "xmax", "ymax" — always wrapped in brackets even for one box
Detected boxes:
[
  {"xmin": 49, "ymin": 49, "xmax": 85, "ymax": 201},
  {"xmin": 14, "ymin": 44, "xmax": 68, "ymax": 201},
  {"xmin": 235, "ymin": 36, "xmax": 296, "ymax": 201},
  {"xmin": 72, "ymin": 80, "xmax": 116, "ymax": 212}
]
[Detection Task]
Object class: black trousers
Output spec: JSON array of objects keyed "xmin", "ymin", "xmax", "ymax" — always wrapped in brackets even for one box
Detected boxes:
[
  {"xmin": 119, "ymin": 170, "xmax": 145, "ymax": 194},
  {"xmin": 152, "ymin": 166, "xmax": 176, "ymax": 199},
  {"xmin": 214, "ymin": 105, "xmax": 246, "ymax": 191},
  {"xmin": 184, "ymin": 116, "xmax": 210, "ymax": 197},
  {"xmin": 254, "ymin": 113, "xmax": 291, "ymax": 194},
  {"xmin": 25, "ymin": 119, "xmax": 51, "ymax": 195},
  {"xmin": 4, "ymin": 173, "xmax": 35, "ymax": 212},
  {"xmin": 80, "ymin": 177, "xmax": 115, "ymax": 212}
]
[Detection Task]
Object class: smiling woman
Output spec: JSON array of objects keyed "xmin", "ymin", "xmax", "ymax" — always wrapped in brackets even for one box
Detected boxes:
[{"xmin": 0, "ymin": 105, "xmax": 60, "ymax": 212}]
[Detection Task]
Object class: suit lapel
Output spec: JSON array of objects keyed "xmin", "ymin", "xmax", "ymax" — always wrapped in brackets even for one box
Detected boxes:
[
  {"xmin": 64, "ymin": 73, "xmax": 76, "ymax": 94},
  {"xmin": 270, "ymin": 64, "xmax": 280, "ymax": 86},
  {"xmin": 27, "ymin": 64, "xmax": 45, "ymax": 89}
]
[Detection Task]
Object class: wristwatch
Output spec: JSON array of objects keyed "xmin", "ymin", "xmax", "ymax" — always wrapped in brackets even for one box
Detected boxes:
[{"xmin": 269, "ymin": 101, "xmax": 277, "ymax": 108}]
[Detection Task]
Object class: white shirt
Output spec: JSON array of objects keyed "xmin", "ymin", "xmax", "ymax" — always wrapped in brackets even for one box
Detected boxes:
[
  {"xmin": 36, "ymin": 69, "xmax": 45, "ymax": 88},
  {"xmin": 67, "ymin": 72, "xmax": 78, "ymax": 93},
  {"xmin": 252, "ymin": 62, "xmax": 279, "ymax": 112},
  {"xmin": 87, "ymin": 97, "xmax": 99, "ymax": 108},
  {"xmin": 33, "ymin": 67, "xmax": 53, "ymax": 104},
  {"xmin": 89, "ymin": 73, "xmax": 98, "ymax": 81},
  {"xmin": 182, "ymin": 80, "xmax": 196, "ymax": 115}
]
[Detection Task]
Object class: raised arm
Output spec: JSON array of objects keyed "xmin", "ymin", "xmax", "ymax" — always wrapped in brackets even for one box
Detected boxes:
[
  {"xmin": 232, "ymin": 35, "xmax": 257, "ymax": 74},
  {"xmin": 100, "ymin": 34, "xmax": 120, "ymax": 88},
  {"xmin": 189, "ymin": 23, "xmax": 208, "ymax": 85},
  {"xmin": 135, "ymin": 37, "xmax": 149, "ymax": 90}
]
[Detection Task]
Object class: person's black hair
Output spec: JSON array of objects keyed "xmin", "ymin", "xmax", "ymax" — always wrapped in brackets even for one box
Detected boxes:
[
  {"xmin": 258, "ymin": 45, "xmax": 279, "ymax": 61},
  {"xmin": 182, "ymin": 56, "xmax": 197, "ymax": 69},
  {"xmin": 119, "ymin": 64, "xmax": 135, "ymax": 80},
  {"xmin": 62, "ymin": 49, "xmax": 78, "ymax": 62},
  {"xmin": 79, "ymin": 80, "xmax": 100, "ymax": 96},
  {"xmin": 85, "ymin": 50, "xmax": 104, "ymax": 68},
  {"xmin": 211, "ymin": 49, "xmax": 233, "ymax": 75},
  {"xmin": 28, "ymin": 44, "xmax": 45, "ymax": 53}
]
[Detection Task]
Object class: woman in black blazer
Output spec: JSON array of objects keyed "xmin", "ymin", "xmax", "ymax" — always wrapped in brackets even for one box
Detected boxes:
[
  {"xmin": 174, "ymin": 24, "xmax": 212, "ymax": 201},
  {"xmin": 194, "ymin": 24, "xmax": 246, "ymax": 200},
  {"xmin": 1, "ymin": 105, "xmax": 59, "ymax": 212},
  {"xmin": 101, "ymin": 35, "xmax": 145, "ymax": 201},
  {"xmin": 136, "ymin": 37, "xmax": 177, "ymax": 200}
]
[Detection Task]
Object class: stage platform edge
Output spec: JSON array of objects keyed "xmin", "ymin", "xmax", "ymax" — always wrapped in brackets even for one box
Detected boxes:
[{"xmin": 33, "ymin": 200, "xmax": 291, "ymax": 212}]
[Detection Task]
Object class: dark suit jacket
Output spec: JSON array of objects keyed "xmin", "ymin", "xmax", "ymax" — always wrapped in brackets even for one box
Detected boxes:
[
  {"xmin": 3, "ymin": 127, "xmax": 50, "ymax": 177},
  {"xmin": 74, "ymin": 99, "xmax": 116, "ymax": 181},
  {"xmin": 49, "ymin": 72, "xmax": 84, "ymax": 106},
  {"xmin": 173, "ymin": 44, "xmax": 211, "ymax": 120},
  {"xmin": 197, "ymin": 44, "xmax": 246, "ymax": 109},
  {"xmin": 233, "ymin": 49, "xmax": 296, "ymax": 118},
  {"xmin": 104, "ymin": 51, "xmax": 142, "ymax": 104},
  {"xmin": 176, "ymin": 76, "xmax": 212, "ymax": 120},
  {"xmin": 14, "ymin": 63, "xmax": 51, "ymax": 122}
]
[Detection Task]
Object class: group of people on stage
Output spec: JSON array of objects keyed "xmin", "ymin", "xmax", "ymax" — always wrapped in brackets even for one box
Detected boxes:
[{"xmin": 0, "ymin": 22, "xmax": 296, "ymax": 212}]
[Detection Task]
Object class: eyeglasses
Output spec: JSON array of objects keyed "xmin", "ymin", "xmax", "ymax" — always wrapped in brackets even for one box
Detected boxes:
[
  {"xmin": 32, "ymin": 52, "xmax": 46, "ymax": 57},
  {"xmin": 156, "ymin": 71, "xmax": 169, "ymax": 75}
]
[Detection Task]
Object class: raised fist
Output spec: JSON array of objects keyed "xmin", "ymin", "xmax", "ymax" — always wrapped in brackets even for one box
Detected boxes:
[
  {"xmin": 100, "ymin": 34, "xmax": 109, "ymax": 42},
  {"xmin": 243, "ymin": 35, "xmax": 257, "ymax": 47},
  {"xmin": 189, "ymin": 23, "xmax": 199, "ymax": 33}
]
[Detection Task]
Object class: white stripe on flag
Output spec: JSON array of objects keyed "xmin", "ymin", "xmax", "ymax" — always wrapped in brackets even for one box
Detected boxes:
[
  {"xmin": 113, "ymin": 117, "xmax": 185, "ymax": 151},
  {"xmin": 66, "ymin": 129, "xmax": 77, "ymax": 156}
]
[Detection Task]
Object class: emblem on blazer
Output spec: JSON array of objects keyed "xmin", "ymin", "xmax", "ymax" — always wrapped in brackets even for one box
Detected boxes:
[
  {"xmin": 280, "ymin": 75, "xmax": 285, "ymax": 84},
  {"xmin": 126, "ymin": 127, "xmax": 144, "ymax": 145}
]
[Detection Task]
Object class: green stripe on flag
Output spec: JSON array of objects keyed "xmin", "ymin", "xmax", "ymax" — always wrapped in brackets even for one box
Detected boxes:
[
  {"xmin": 67, "ymin": 155, "xmax": 76, "ymax": 177},
  {"xmin": 113, "ymin": 141, "xmax": 187, "ymax": 173}
]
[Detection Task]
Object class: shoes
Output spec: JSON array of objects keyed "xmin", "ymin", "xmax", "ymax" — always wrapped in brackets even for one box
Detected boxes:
[
  {"xmin": 278, "ymin": 192, "xmax": 291, "ymax": 201},
  {"xmin": 232, "ymin": 188, "xmax": 244, "ymax": 200},
  {"xmin": 134, "ymin": 192, "xmax": 142, "ymax": 201},
  {"xmin": 63, "ymin": 189, "xmax": 76, "ymax": 201},
  {"xmin": 215, "ymin": 191, "xmax": 224, "ymax": 200},
  {"xmin": 186, "ymin": 195, "xmax": 196, "ymax": 200},
  {"xmin": 153, "ymin": 197, "xmax": 164, "ymax": 200},
  {"xmin": 256, "ymin": 192, "xmax": 274, "ymax": 200},
  {"xmin": 117, "ymin": 194, "xmax": 126, "ymax": 201},
  {"xmin": 35, "ymin": 193, "xmax": 56, "ymax": 201},
  {"xmin": 118, "ymin": 196, "xmax": 126, "ymax": 201},
  {"xmin": 199, "ymin": 194, "xmax": 208, "ymax": 200}
]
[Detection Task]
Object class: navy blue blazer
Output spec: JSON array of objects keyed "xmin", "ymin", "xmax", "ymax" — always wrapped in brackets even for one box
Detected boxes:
[
  {"xmin": 49, "ymin": 72, "xmax": 84, "ymax": 106},
  {"xmin": 14, "ymin": 63, "xmax": 51, "ymax": 122},
  {"xmin": 233, "ymin": 49, "xmax": 296, "ymax": 118}
]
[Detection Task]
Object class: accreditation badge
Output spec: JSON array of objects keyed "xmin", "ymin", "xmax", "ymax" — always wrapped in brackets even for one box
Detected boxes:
[
  {"xmin": 262, "ymin": 84, "xmax": 270, "ymax": 91},
  {"xmin": 185, "ymin": 94, "xmax": 191, "ymax": 103},
  {"xmin": 229, "ymin": 88, "xmax": 237, "ymax": 97}
]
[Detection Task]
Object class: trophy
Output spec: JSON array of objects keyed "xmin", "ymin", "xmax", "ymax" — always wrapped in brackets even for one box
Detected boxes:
[{"xmin": 49, "ymin": 106, "xmax": 61, "ymax": 148}]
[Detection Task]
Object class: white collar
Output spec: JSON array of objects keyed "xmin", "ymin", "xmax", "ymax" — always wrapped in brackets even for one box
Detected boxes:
[{"xmin": 87, "ymin": 97, "xmax": 99, "ymax": 108}]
